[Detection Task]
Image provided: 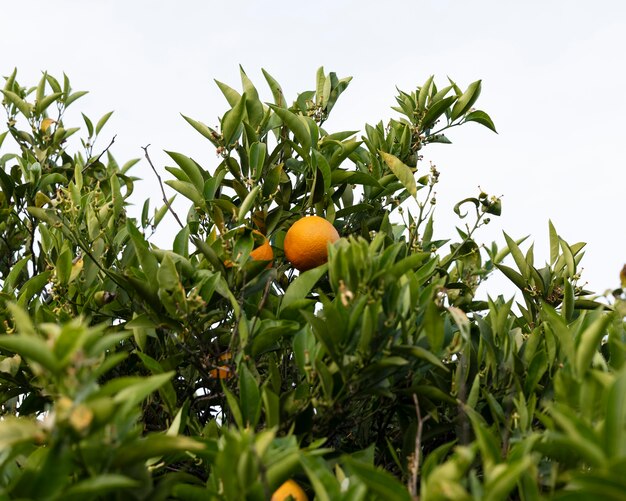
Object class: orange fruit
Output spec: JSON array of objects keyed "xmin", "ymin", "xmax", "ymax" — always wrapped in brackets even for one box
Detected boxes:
[
  {"xmin": 271, "ymin": 480, "xmax": 308, "ymax": 501},
  {"xmin": 249, "ymin": 231, "xmax": 273, "ymax": 264},
  {"xmin": 208, "ymin": 352, "xmax": 233, "ymax": 380},
  {"xmin": 283, "ymin": 216, "xmax": 339, "ymax": 271},
  {"xmin": 224, "ymin": 230, "xmax": 273, "ymax": 268}
]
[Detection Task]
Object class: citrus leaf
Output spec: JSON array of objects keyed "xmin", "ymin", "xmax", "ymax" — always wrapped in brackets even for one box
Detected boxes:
[{"xmin": 380, "ymin": 151, "xmax": 417, "ymax": 197}]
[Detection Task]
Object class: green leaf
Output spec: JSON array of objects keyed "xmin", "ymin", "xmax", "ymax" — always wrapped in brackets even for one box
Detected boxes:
[
  {"xmin": 239, "ymin": 364, "xmax": 261, "ymax": 427},
  {"xmin": 560, "ymin": 238, "xmax": 576, "ymax": 277},
  {"xmin": 262, "ymin": 68, "xmax": 285, "ymax": 106},
  {"xmin": 165, "ymin": 151, "xmax": 205, "ymax": 193},
  {"xmin": 342, "ymin": 456, "xmax": 412, "ymax": 501},
  {"xmin": 221, "ymin": 92, "xmax": 247, "ymax": 147},
  {"xmin": 165, "ymin": 179, "xmax": 204, "ymax": 206},
  {"xmin": 549, "ymin": 220, "xmax": 559, "ymax": 265},
  {"xmin": 63, "ymin": 475, "xmax": 139, "ymax": 500},
  {"xmin": 422, "ymin": 95, "xmax": 456, "ymax": 130},
  {"xmin": 313, "ymin": 149, "xmax": 331, "ymax": 194},
  {"xmin": 418, "ymin": 75, "xmax": 434, "ymax": 110},
  {"xmin": 222, "ymin": 383, "xmax": 243, "ymax": 428},
  {"xmin": 126, "ymin": 221, "xmax": 158, "ymax": 278},
  {"xmin": 181, "ymin": 114, "xmax": 219, "ymax": 143},
  {"xmin": 95, "ymin": 110, "xmax": 114, "ymax": 135},
  {"xmin": 484, "ymin": 457, "xmax": 533, "ymax": 501},
  {"xmin": 299, "ymin": 455, "xmax": 341, "ymax": 501},
  {"xmin": 113, "ymin": 435, "xmax": 204, "ymax": 467},
  {"xmin": 3, "ymin": 256, "xmax": 30, "ymax": 293},
  {"xmin": 576, "ymin": 312, "xmax": 612, "ymax": 376},
  {"xmin": 113, "ymin": 371, "xmax": 174, "ymax": 410},
  {"xmin": 379, "ymin": 151, "xmax": 417, "ymax": 197},
  {"xmin": 65, "ymin": 90, "xmax": 88, "ymax": 107},
  {"xmin": 604, "ymin": 368, "xmax": 626, "ymax": 458},
  {"xmin": 214, "ymin": 79, "xmax": 241, "ymax": 107},
  {"xmin": 237, "ymin": 185, "xmax": 260, "ymax": 224},
  {"xmin": 463, "ymin": 110, "xmax": 497, "ymax": 132},
  {"xmin": 268, "ymin": 104, "xmax": 312, "ymax": 155},
  {"xmin": 450, "ymin": 80, "xmax": 482, "ymax": 121},
  {"xmin": 0, "ymin": 335, "xmax": 58, "ymax": 373},
  {"xmin": 35, "ymin": 92, "xmax": 62, "ymax": 115},
  {"xmin": 1, "ymin": 89, "xmax": 32, "ymax": 117},
  {"xmin": 503, "ymin": 231, "xmax": 529, "ymax": 278},
  {"xmin": 281, "ymin": 265, "xmax": 328, "ymax": 310},
  {"xmin": 0, "ymin": 417, "xmax": 43, "ymax": 448},
  {"xmin": 496, "ymin": 263, "xmax": 527, "ymax": 293}
]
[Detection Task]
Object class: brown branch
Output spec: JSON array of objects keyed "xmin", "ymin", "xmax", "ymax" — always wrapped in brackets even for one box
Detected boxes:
[
  {"xmin": 82, "ymin": 134, "xmax": 116, "ymax": 173},
  {"xmin": 142, "ymin": 144, "xmax": 184, "ymax": 229},
  {"xmin": 409, "ymin": 394, "xmax": 430, "ymax": 499}
]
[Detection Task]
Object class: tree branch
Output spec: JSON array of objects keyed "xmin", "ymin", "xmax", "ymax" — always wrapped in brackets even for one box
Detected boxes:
[{"xmin": 142, "ymin": 144, "xmax": 184, "ymax": 229}]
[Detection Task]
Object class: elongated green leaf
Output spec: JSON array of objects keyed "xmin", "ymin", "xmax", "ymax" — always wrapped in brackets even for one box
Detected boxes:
[
  {"xmin": 165, "ymin": 179, "xmax": 203, "ymax": 206},
  {"xmin": 262, "ymin": 68, "xmax": 285, "ymax": 106},
  {"xmin": 484, "ymin": 457, "xmax": 533, "ymax": 501},
  {"xmin": 165, "ymin": 151, "xmax": 205, "ymax": 193},
  {"xmin": 496, "ymin": 263, "xmax": 527, "ymax": 292},
  {"xmin": 222, "ymin": 93, "xmax": 247, "ymax": 146},
  {"xmin": 576, "ymin": 312, "xmax": 612, "ymax": 375},
  {"xmin": 126, "ymin": 221, "xmax": 158, "ymax": 279},
  {"xmin": 450, "ymin": 80, "xmax": 482, "ymax": 120},
  {"xmin": 268, "ymin": 104, "xmax": 312, "ymax": 154},
  {"xmin": 380, "ymin": 151, "xmax": 417, "ymax": 197},
  {"xmin": 1, "ymin": 90, "xmax": 31, "ymax": 117},
  {"xmin": 113, "ymin": 435, "xmax": 204, "ymax": 467},
  {"xmin": 503, "ymin": 231, "xmax": 529, "ymax": 278},
  {"xmin": 35, "ymin": 92, "xmax": 62, "ymax": 115},
  {"xmin": 3, "ymin": 256, "xmax": 30, "ymax": 293},
  {"xmin": 560, "ymin": 238, "xmax": 576, "ymax": 277},
  {"xmin": 95, "ymin": 110, "xmax": 114, "ymax": 135},
  {"xmin": 0, "ymin": 417, "xmax": 43, "ymax": 448},
  {"xmin": 604, "ymin": 368, "xmax": 626, "ymax": 458},
  {"xmin": 181, "ymin": 114, "xmax": 219, "ymax": 144},
  {"xmin": 463, "ymin": 110, "xmax": 497, "ymax": 132},
  {"xmin": 236, "ymin": 185, "xmax": 260, "ymax": 224},
  {"xmin": 0, "ymin": 336, "xmax": 58, "ymax": 373},
  {"xmin": 313, "ymin": 149, "xmax": 331, "ymax": 193},
  {"xmin": 342, "ymin": 456, "xmax": 412, "ymax": 501},
  {"xmin": 422, "ymin": 95, "xmax": 456, "ymax": 130},
  {"xmin": 418, "ymin": 75, "xmax": 434, "ymax": 110},
  {"xmin": 63, "ymin": 475, "xmax": 139, "ymax": 500},
  {"xmin": 299, "ymin": 454, "xmax": 340, "ymax": 501},
  {"xmin": 113, "ymin": 371, "xmax": 174, "ymax": 409},
  {"xmin": 214, "ymin": 79, "xmax": 241, "ymax": 107},
  {"xmin": 281, "ymin": 265, "xmax": 328, "ymax": 310},
  {"xmin": 239, "ymin": 364, "xmax": 261, "ymax": 427}
]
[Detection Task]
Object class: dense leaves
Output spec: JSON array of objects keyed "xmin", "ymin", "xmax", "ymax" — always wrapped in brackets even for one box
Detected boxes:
[{"xmin": 0, "ymin": 67, "xmax": 624, "ymax": 500}]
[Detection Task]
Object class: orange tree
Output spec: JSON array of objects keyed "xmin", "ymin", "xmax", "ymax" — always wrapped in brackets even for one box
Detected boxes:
[{"xmin": 0, "ymin": 67, "xmax": 625, "ymax": 500}]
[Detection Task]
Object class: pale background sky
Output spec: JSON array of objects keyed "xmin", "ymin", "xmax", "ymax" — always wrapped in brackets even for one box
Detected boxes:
[{"xmin": 2, "ymin": 0, "xmax": 625, "ymax": 299}]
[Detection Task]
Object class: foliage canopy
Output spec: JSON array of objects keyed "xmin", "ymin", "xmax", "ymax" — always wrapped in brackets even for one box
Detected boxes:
[{"xmin": 0, "ymin": 66, "xmax": 625, "ymax": 500}]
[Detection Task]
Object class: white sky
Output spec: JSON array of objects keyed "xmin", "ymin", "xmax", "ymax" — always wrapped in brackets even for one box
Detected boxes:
[{"xmin": 2, "ymin": 0, "xmax": 625, "ymax": 298}]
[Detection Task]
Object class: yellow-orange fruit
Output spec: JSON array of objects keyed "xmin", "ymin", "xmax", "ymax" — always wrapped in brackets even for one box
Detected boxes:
[
  {"xmin": 249, "ymin": 232, "xmax": 273, "ymax": 264},
  {"xmin": 271, "ymin": 480, "xmax": 308, "ymax": 501},
  {"xmin": 224, "ymin": 230, "xmax": 273, "ymax": 268},
  {"xmin": 283, "ymin": 216, "xmax": 339, "ymax": 271},
  {"xmin": 208, "ymin": 352, "xmax": 233, "ymax": 380}
]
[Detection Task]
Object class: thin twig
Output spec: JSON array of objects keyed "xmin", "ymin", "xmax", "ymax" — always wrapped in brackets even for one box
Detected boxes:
[
  {"xmin": 410, "ymin": 393, "xmax": 430, "ymax": 499},
  {"xmin": 82, "ymin": 135, "xmax": 116, "ymax": 173},
  {"xmin": 142, "ymin": 144, "xmax": 185, "ymax": 229}
]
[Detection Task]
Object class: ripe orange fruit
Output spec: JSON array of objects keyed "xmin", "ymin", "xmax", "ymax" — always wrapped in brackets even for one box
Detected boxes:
[
  {"xmin": 249, "ymin": 231, "xmax": 273, "ymax": 264},
  {"xmin": 224, "ymin": 230, "xmax": 273, "ymax": 268},
  {"xmin": 271, "ymin": 480, "xmax": 308, "ymax": 501},
  {"xmin": 208, "ymin": 352, "xmax": 233, "ymax": 380},
  {"xmin": 283, "ymin": 216, "xmax": 339, "ymax": 271}
]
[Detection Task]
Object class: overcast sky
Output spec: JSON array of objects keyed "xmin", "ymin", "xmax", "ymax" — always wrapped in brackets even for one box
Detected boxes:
[{"xmin": 2, "ymin": 0, "xmax": 625, "ymax": 298}]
